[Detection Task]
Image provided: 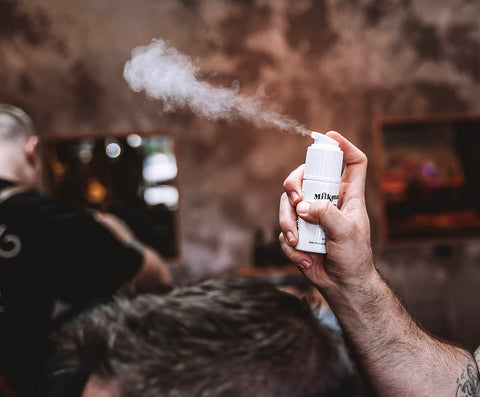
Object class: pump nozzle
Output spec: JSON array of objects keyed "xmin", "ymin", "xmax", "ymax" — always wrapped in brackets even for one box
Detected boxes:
[{"xmin": 310, "ymin": 131, "xmax": 339, "ymax": 147}]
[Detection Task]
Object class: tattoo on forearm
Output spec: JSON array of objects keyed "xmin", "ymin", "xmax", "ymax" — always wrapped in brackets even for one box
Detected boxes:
[{"xmin": 456, "ymin": 364, "xmax": 479, "ymax": 397}]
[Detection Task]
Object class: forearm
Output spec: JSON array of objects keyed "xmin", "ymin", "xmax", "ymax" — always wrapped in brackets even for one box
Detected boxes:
[
  {"xmin": 323, "ymin": 269, "xmax": 479, "ymax": 396},
  {"xmin": 123, "ymin": 242, "xmax": 172, "ymax": 292},
  {"xmin": 94, "ymin": 212, "xmax": 170, "ymax": 291},
  {"xmin": 280, "ymin": 134, "xmax": 480, "ymax": 396},
  {"xmin": 136, "ymin": 245, "xmax": 172, "ymax": 291}
]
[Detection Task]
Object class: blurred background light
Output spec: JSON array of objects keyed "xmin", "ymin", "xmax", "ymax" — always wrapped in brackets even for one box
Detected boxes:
[
  {"xmin": 106, "ymin": 142, "xmax": 122, "ymax": 158},
  {"xmin": 143, "ymin": 153, "xmax": 177, "ymax": 183},
  {"xmin": 127, "ymin": 133, "xmax": 142, "ymax": 148},
  {"xmin": 144, "ymin": 185, "xmax": 179, "ymax": 209}
]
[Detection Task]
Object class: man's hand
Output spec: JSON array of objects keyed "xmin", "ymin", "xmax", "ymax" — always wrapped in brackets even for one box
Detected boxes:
[
  {"xmin": 279, "ymin": 131, "xmax": 374, "ymax": 291},
  {"xmin": 279, "ymin": 131, "xmax": 480, "ymax": 396}
]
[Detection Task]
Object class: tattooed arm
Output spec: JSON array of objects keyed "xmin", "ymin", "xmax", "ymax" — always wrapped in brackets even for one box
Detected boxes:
[
  {"xmin": 324, "ymin": 269, "xmax": 480, "ymax": 396},
  {"xmin": 279, "ymin": 131, "xmax": 480, "ymax": 396},
  {"xmin": 457, "ymin": 364, "xmax": 480, "ymax": 397}
]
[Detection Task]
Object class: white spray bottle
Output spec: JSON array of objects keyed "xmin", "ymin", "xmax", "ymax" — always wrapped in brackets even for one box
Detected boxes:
[{"xmin": 296, "ymin": 131, "xmax": 343, "ymax": 254}]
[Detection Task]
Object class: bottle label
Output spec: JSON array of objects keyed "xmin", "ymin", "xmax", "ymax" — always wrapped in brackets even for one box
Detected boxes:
[
  {"xmin": 296, "ymin": 180, "xmax": 339, "ymax": 254},
  {"xmin": 313, "ymin": 192, "xmax": 338, "ymax": 201}
]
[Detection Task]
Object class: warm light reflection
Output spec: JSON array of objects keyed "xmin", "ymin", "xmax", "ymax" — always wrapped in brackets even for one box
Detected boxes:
[{"xmin": 86, "ymin": 178, "xmax": 107, "ymax": 205}]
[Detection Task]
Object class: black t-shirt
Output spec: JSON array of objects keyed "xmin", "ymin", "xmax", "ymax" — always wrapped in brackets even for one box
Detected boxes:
[{"xmin": 0, "ymin": 179, "xmax": 142, "ymax": 396}]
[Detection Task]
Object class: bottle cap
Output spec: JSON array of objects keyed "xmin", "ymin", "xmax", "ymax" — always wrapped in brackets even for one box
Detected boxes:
[
  {"xmin": 304, "ymin": 131, "xmax": 343, "ymax": 183},
  {"xmin": 311, "ymin": 131, "xmax": 339, "ymax": 147}
]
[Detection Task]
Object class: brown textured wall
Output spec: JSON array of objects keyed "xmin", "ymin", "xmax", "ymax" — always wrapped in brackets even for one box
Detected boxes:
[{"xmin": 1, "ymin": 0, "xmax": 480, "ymax": 349}]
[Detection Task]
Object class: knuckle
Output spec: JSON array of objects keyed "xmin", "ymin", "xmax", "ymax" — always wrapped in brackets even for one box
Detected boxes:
[
  {"xmin": 359, "ymin": 152, "xmax": 368, "ymax": 165},
  {"xmin": 324, "ymin": 200, "xmax": 334, "ymax": 210},
  {"xmin": 313, "ymin": 200, "xmax": 330, "ymax": 218},
  {"xmin": 278, "ymin": 217, "xmax": 289, "ymax": 231},
  {"xmin": 282, "ymin": 178, "xmax": 293, "ymax": 192}
]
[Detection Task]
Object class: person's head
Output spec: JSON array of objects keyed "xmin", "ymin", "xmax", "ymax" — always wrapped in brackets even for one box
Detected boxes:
[
  {"xmin": 59, "ymin": 278, "xmax": 364, "ymax": 397},
  {"xmin": 0, "ymin": 104, "xmax": 43, "ymax": 190}
]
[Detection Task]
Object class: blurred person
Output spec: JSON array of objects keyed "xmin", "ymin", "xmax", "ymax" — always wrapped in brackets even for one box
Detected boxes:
[
  {"xmin": 278, "ymin": 131, "xmax": 480, "ymax": 396},
  {"xmin": 55, "ymin": 277, "xmax": 366, "ymax": 397},
  {"xmin": 0, "ymin": 104, "xmax": 171, "ymax": 396}
]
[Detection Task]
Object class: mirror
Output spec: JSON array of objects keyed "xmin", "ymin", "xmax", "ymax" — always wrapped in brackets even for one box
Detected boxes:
[{"xmin": 43, "ymin": 133, "xmax": 180, "ymax": 259}]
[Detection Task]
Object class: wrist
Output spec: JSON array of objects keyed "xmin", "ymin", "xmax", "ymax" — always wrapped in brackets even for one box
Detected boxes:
[{"xmin": 321, "ymin": 264, "xmax": 382, "ymax": 311}]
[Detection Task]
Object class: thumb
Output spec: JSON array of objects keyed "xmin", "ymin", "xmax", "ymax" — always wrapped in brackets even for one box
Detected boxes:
[{"xmin": 296, "ymin": 200, "xmax": 350, "ymax": 241}]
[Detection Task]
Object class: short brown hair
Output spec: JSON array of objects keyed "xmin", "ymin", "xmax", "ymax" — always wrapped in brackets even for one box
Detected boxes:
[
  {"xmin": 0, "ymin": 104, "xmax": 36, "ymax": 139},
  {"xmin": 57, "ymin": 278, "xmax": 366, "ymax": 397}
]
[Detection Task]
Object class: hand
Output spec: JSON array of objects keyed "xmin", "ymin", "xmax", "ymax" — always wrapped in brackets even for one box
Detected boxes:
[{"xmin": 279, "ymin": 131, "xmax": 375, "ymax": 292}]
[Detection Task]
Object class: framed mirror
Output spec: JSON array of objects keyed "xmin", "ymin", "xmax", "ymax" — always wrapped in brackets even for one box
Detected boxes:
[{"xmin": 43, "ymin": 132, "xmax": 180, "ymax": 259}]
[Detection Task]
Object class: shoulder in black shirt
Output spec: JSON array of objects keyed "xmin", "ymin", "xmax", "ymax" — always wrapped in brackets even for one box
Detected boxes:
[{"xmin": 0, "ymin": 178, "xmax": 142, "ymax": 396}]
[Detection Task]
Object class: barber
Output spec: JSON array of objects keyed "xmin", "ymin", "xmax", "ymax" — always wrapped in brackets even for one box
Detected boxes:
[
  {"xmin": 0, "ymin": 104, "xmax": 171, "ymax": 396},
  {"xmin": 279, "ymin": 131, "xmax": 479, "ymax": 396}
]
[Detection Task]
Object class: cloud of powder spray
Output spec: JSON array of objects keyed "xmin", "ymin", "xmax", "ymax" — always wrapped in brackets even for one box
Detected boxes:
[{"xmin": 123, "ymin": 39, "xmax": 311, "ymax": 136}]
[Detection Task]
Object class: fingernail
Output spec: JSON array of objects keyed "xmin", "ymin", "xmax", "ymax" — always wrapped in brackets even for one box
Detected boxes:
[
  {"xmin": 297, "ymin": 201, "xmax": 310, "ymax": 215},
  {"xmin": 301, "ymin": 260, "xmax": 311, "ymax": 269},
  {"xmin": 286, "ymin": 231, "xmax": 295, "ymax": 245}
]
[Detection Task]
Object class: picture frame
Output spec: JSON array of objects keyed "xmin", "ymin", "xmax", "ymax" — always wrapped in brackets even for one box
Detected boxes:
[{"xmin": 373, "ymin": 113, "xmax": 480, "ymax": 246}]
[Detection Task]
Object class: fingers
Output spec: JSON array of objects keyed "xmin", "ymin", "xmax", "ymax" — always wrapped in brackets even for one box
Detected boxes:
[
  {"xmin": 296, "ymin": 200, "xmax": 350, "ymax": 241},
  {"xmin": 279, "ymin": 232, "xmax": 313, "ymax": 269},
  {"xmin": 279, "ymin": 193, "xmax": 298, "ymax": 246},
  {"xmin": 325, "ymin": 131, "xmax": 367, "ymax": 197},
  {"xmin": 282, "ymin": 164, "xmax": 304, "ymax": 206},
  {"xmin": 282, "ymin": 132, "xmax": 367, "ymax": 206}
]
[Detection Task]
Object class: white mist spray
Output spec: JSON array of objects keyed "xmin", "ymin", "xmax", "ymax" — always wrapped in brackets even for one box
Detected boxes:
[
  {"xmin": 124, "ymin": 40, "xmax": 344, "ymax": 254},
  {"xmin": 123, "ymin": 39, "xmax": 310, "ymax": 136}
]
